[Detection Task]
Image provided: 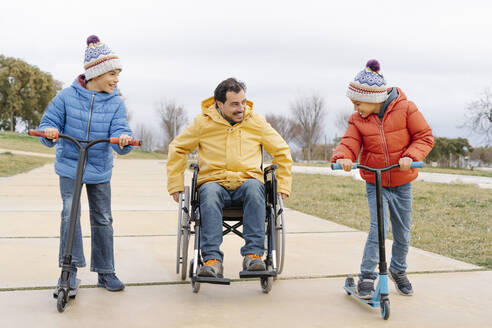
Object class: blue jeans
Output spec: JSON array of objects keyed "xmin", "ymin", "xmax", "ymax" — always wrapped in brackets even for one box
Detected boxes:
[
  {"xmin": 360, "ymin": 182, "xmax": 412, "ymax": 279},
  {"xmin": 199, "ymin": 179, "xmax": 266, "ymax": 262},
  {"xmin": 59, "ymin": 176, "xmax": 115, "ymax": 273}
]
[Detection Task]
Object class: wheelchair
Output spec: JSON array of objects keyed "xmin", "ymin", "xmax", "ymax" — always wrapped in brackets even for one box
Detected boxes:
[{"xmin": 176, "ymin": 163, "xmax": 286, "ymax": 293}]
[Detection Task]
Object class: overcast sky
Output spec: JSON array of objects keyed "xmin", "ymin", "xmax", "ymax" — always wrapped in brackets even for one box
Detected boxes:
[{"xmin": 2, "ymin": 0, "xmax": 491, "ymax": 146}]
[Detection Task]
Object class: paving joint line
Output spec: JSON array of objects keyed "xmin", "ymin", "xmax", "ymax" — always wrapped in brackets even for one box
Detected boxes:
[{"xmin": 1, "ymin": 268, "xmax": 488, "ymax": 293}]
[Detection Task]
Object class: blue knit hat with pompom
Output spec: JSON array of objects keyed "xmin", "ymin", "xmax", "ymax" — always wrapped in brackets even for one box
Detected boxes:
[
  {"xmin": 347, "ymin": 60, "xmax": 388, "ymax": 103},
  {"xmin": 84, "ymin": 35, "xmax": 122, "ymax": 80}
]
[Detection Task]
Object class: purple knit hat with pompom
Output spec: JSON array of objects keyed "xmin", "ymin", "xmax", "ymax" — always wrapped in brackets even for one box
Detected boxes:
[
  {"xmin": 346, "ymin": 60, "xmax": 388, "ymax": 103},
  {"xmin": 84, "ymin": 35, "xmax": 122, "ymax": 80}
]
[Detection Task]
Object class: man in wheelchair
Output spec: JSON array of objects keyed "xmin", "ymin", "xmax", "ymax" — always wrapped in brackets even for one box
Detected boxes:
[{"xmin": 166, "ymin": 78, "xmax": 292, "ymax": 279}]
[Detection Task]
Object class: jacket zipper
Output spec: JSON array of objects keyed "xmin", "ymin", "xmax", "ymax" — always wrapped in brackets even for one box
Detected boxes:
[
  {"xmin": 86, "ymin": 94, "xmax": 95, "ymax": 140},
  {"xmin": 376, "ymin": 117, "xmax": 391, "ymax": 186}
]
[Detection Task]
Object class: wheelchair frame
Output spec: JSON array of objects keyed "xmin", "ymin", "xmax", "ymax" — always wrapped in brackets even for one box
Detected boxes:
[{"xmin": 176, "ymin": 163, "xmax": 286, "ymax": 293}]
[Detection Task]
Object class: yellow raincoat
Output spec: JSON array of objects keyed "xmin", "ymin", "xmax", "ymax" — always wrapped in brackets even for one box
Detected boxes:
[{"xmin": 167, "ymin": 97, "xmax": 292, "ymax": 196}]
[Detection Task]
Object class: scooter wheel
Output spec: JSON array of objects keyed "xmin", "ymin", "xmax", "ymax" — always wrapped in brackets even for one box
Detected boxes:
[
  {"xmin": 380, "ymin": 299, "xmax": 390, "ymax": 320},
  {"xmin": 57, "ymin": 289, "xmax": 67, "ymax": 313}
]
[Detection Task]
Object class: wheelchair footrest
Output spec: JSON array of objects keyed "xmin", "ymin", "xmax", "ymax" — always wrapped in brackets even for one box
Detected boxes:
[
  {"xmin": 239, "ymin": 270, "xmax": 277, "ymax": 279},
  {"xmin": 194, "ymin": 276, "xmax": 231, "ymax": 285}
]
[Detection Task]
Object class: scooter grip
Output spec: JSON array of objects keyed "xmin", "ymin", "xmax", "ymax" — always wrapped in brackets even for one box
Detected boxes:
[
  {"xmin": 410, "ymin": 161, "xmax": 424, "ymax": 168},
  {"xmin": 109, "ymin": 138, "xmax": 141, "ymax": 146},
  {"xmin": 331, "ymin": 163, "xmax": 357, "ymax": 170},
  {"xmin": 28, "ymin": 129, "xmax": 58, "ymax": 139}
]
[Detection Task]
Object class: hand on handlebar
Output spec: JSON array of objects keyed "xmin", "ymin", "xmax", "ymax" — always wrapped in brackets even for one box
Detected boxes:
[
  {"xmin": 118, "ymin": 134, "xmax": 133, "ymax": 149},
  {"xmin": 336, "ymin": 158, "xmax": 354, "ymax": 172},
  {"xmin": 399, "ymin": 157, "xmax": 413, "ymax": 171},
  {"xmin": 44, "ymin": 128, "xmax": 59, "ymax": 141}
]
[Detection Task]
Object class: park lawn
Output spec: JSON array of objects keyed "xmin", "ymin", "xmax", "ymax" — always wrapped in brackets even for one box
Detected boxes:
[
  {"xmin": 0, "ymin": 152, "xmax": 54, "ymax": 177},
  {"xmin": 0, "ymin": 131, "xmax": 55, "ymax": 154},
  {"xmin": 284, "ymin": 173, "xmax": 492, "ymax": 269}
]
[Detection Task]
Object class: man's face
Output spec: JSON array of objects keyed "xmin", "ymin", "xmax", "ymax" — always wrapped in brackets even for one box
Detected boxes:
[
  {"xmin": 217, "ymin": 90, "xmax": 247, "ymax": 123},
  {"xmin": 92, "ymin": 69, "xmax": 120, "ymax": 93}
]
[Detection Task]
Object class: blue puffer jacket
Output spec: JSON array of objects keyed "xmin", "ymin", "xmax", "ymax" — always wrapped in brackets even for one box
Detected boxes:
[{"xmin": 39, "ymin": 76, "xmax": 133, "ymax": 184}]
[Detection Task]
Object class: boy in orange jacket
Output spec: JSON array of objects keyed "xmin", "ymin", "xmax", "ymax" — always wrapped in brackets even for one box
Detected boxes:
[{"xmin": 332, "ymin": 60, "xmax": 434, "ymax": 299}]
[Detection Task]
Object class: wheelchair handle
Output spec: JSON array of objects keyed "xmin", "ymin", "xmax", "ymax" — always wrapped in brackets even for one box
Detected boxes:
[
  {"xmin": 331, "ymin": 161, "xmax": 424, "ymax": 171},
  {"xmin": 264, "ymin": 164, "xmax": 278, "ymax": 173}
]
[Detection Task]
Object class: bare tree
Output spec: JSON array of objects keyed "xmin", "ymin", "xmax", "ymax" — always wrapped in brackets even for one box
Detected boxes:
[
  {"xmin": 133, "ymin": 122, "xmax": 155, "ymax": 152},
  {"xmin": 290, "ymin": 94, "xmax": 327, "ymax": 161},
  {"xmin": 461, "ymin": 88, "xmax": 492, "ymax": 146},
  {"xmin": 155, "ymin": 99, "xmax": 188, "ymax": 152},
  {"xmin": 334, "ymin": 108, "xmax": 352, "ymax": 135},
  {"xmin": 265, "ymin": 113, "xmax": 301, "ymax": 144}
]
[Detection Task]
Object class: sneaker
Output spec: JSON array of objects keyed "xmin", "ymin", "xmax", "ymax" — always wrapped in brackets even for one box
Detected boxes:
[
  {"xmin": 389, "ymin": 269, "xmax": 413, "ymax": 296},
  {"xmin": 197, "ymin": 259, "xmax": 223, "ymax": 278},
  {"xmin": 57, "ymin": 267, "xmax": 78, "ymax": 290},
  {"xmin": 97, "ymin": 273, "xmax": 125, "ymax": 291},
  {"xmin": 242, "ymin": 254, "xmax": 266, "ymax": 271},
  {"xmin": 357, "ymin": 274, "xmax": 375, "ymax": 300}
]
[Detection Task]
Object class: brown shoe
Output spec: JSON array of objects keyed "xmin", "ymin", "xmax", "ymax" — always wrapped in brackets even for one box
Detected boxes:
[
  {"xmin": 243, "ymin": 254, "xmax": 266, "ymax": 271},
  {"xmin": 198, "ymin": 259, "xmax": 223, "ymax": 277}
]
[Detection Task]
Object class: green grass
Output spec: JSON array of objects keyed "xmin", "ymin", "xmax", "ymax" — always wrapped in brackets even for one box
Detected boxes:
[
  {"xmin": 284, "ymin": 173, "xmax": 492, "ymax": 269},
  {"xmin": 293, "ymin": 161, "xmax": 492, "ymax": 178},
  {"xmin": 0, "ymin": 131, "xmax": 55, "ymax": 154},
  {"xmin": 0, "ymin": 152, "xmax": 54, "ymax": 177}
]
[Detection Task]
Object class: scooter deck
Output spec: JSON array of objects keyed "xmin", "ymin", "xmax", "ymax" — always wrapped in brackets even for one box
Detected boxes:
[{"xmin": 53, "ymin": 279, "xmax": 81, "ymax": 299}]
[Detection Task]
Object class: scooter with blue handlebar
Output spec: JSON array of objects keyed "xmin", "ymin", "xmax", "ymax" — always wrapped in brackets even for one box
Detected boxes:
[{"xmin": 331, "ymin": 161, "xmax": 424, "ymax": 320}]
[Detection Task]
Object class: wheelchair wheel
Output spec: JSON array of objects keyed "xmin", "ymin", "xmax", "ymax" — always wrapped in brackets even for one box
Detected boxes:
[
  {"xmin": 189, "ymin": 260, "xmax": 201, "ymax": 293},
  {"xmin": 261, "ymin": 264, "xmax": 273, "ymax": 294},
  {"xmin": 176, "ymin": 186, "xmax": 191, "ymax": 280},
  {"xmin": 274, "ymin": 195, "xmax": 286, "ymax": 275}
]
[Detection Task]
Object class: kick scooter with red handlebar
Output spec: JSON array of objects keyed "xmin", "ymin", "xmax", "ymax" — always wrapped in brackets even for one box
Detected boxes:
[
  {"xmin": 331, "ymin": 161, "xmax": 423, "ymax": 320},
  {"xmin": 28, "ymin": 129, "xmax": 140, "ymax": 313}
]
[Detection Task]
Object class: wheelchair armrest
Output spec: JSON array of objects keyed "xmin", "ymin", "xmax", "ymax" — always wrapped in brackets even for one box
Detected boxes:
[
  {"xmin": 189, "ymin": 163, "xmax": 199, "ymax": 172},
  {"xmin": 264, "ymin": 164, "xmax": 278, "ymax": 173}
]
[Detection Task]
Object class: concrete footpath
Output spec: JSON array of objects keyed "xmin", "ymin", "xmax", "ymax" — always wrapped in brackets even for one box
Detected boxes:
[{"xmin": 0, "ymin": 160, "xmax": 490, "ymax": 327}]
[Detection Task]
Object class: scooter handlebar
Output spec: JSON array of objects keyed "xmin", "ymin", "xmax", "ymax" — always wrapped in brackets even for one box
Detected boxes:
[
  {"xmin": 28, "ymin": 129, "xmax": 58, "ymax": 139},
  {"xmin": 331, "ymin": 161, "xmax": 424, "ymax": 170},
  {"xmin": 29, "ymin": 130, "xmax": 140, "ymax": 146},
  {"xmin": 109, "ymin": 137, "xmax": 141, "ymax": 146}
]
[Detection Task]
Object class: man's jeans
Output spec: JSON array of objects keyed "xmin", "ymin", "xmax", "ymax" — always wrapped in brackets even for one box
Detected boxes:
[
  {"xmin": 59, "ymin": 176, "xmax": 115, "ymax": 273},
  {"xmin": 361, "ymin": 182, "xmax": 412, "ymax": 279},
  {"xmin": 199, "ymin": 179, "xmax": 265, "ymax": 262}
]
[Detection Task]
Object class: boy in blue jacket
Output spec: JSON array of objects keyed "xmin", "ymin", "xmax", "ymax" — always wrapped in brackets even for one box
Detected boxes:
[{"xmin": 38, "ymin": 35, "xmax": 133, "ymax": 291}]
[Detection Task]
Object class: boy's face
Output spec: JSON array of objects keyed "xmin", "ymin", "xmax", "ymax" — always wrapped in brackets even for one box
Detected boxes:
[
  {"xmin": 91, "ymin": 69, "xmax": 120, "ymax": 94},
  {"xmin": 217, "ymin": 90, "xmax": 247, "ymax": 123},
  {"xmin": 351, "ymin": 100, "xmax": 383, "ymax": 119}
]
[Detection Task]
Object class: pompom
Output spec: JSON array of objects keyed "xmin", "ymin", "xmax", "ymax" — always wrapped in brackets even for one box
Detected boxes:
[
  {"xmin": 366, "ymin": 59, "xmax": 380, "ymax": 72},
  {"xmin": 86, "ymin": 35, "xmax": 101, "ymax": 46}
]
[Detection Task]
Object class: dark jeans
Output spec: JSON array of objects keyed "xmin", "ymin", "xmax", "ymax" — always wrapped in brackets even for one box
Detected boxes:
[
  {"xmin": 59, "ymin": 176, "xmax": 115, "ymax": 273},
  {"xmin": 360, "ymin": 182, "xmax": 413, "ymax": 279},
  {"xmin": 199, "ymin": 179, "xmax": 266, "ymax": 262}
]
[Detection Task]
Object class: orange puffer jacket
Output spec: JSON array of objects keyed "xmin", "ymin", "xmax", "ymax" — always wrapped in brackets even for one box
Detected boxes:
[{"xmin": 331, "ymin": 88, "xmax": 434, "ymax": 187}]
